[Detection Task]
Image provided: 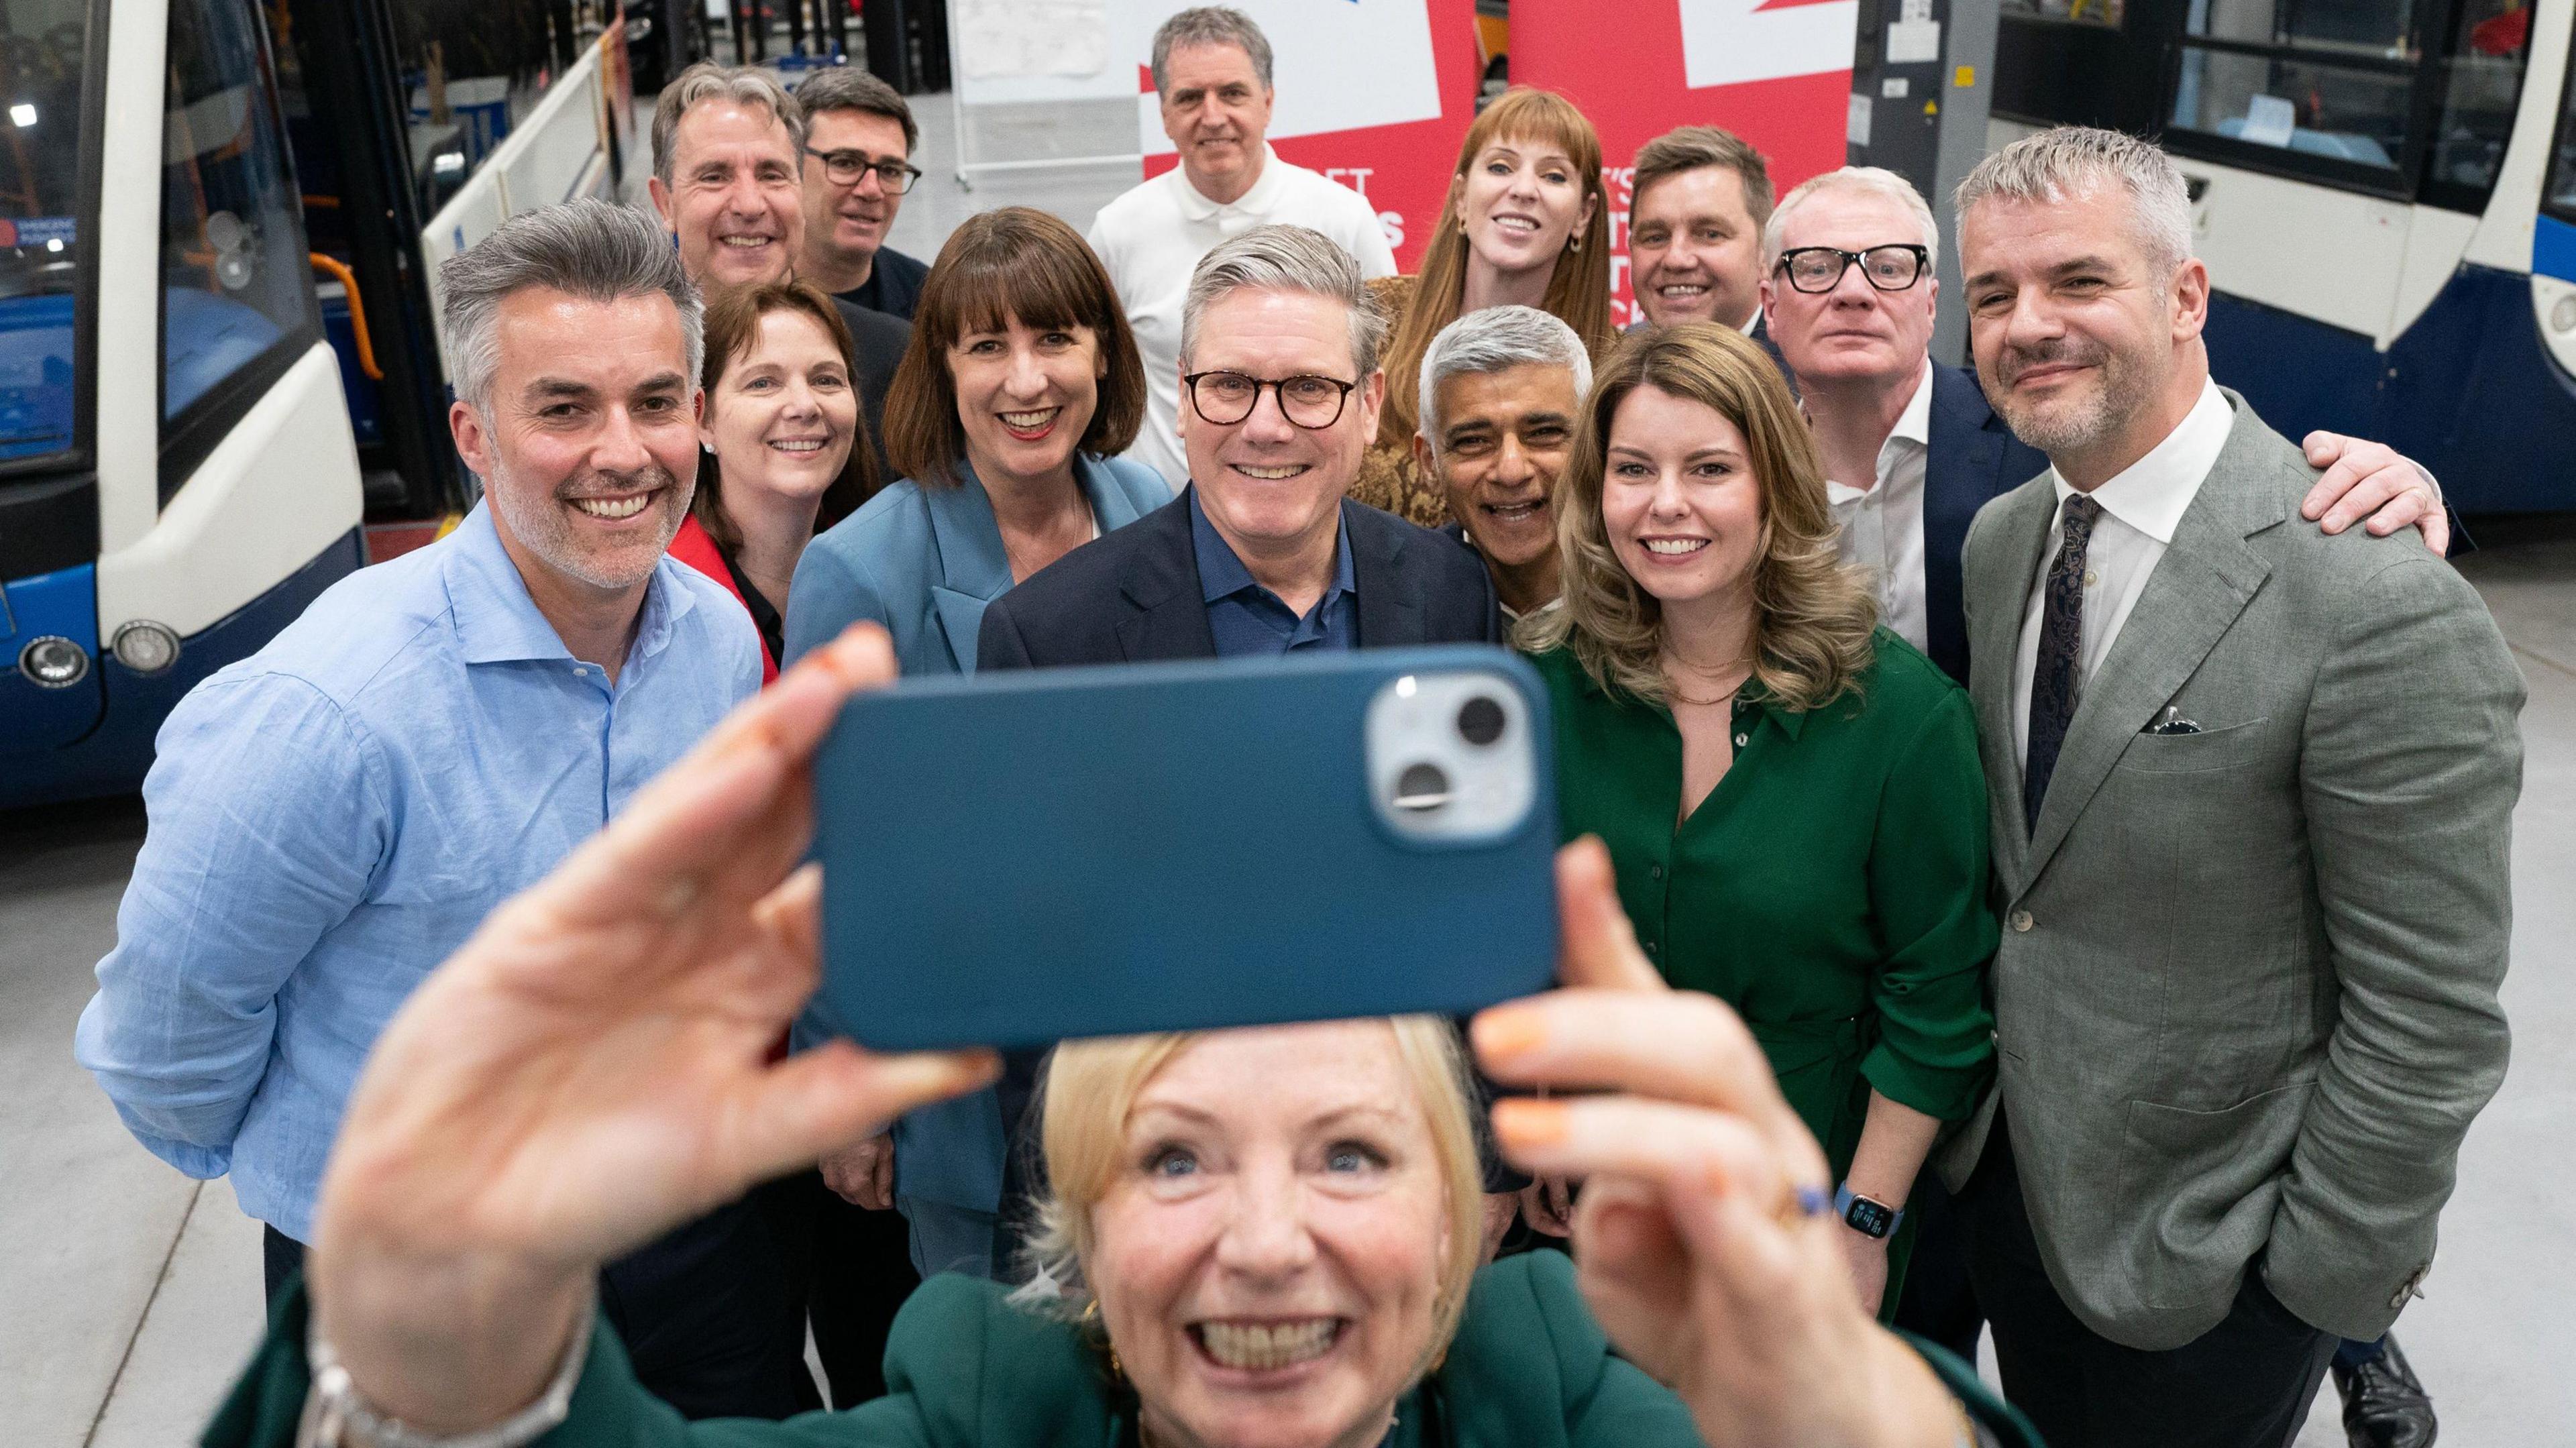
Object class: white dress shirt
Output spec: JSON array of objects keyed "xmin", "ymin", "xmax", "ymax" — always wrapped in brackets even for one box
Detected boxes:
[
  {"xmin": 2010, "ymin": 378, "xmax": 2235, "ymax": 762},
  {"xmin": 1087, "ymin": 146, "xmax": 1398, "ymax": 492},
  {"xmin": 1824, "ymin": 360, "xmax": 1935, "ymax": 653}
]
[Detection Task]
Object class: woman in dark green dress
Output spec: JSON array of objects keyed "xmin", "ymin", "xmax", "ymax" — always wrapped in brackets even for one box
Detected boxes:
[
  {"xmin": 204, "ymin": 632, "xmax": 2035, "ymax": 1448},
  {"xmin": 1521, "ymin": 322, "xmax": 1998, "ymax": 1317}
]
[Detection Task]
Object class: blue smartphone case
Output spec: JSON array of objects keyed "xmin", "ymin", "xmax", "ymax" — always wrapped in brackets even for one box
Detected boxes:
[{"xmin": 810, "ymin": 646, "xmax": 1560, "ymax": 1050}]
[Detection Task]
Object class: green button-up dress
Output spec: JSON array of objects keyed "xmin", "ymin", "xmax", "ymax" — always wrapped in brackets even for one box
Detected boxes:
[{"xmin": 1531, "ymin": 630, "xmax": 1998, "ymax": 1194}]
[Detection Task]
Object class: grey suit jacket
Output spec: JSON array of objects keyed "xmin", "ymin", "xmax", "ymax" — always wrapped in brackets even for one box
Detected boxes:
[{"xmin": 1945, "ymin": 390, "xmax": 2522, "ymax": 1351}]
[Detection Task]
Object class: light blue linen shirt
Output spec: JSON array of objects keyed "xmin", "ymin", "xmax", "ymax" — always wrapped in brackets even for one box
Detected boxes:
[{"xmin": 73, "ymin": 504, "xmax": 761, "ymax": 1242}]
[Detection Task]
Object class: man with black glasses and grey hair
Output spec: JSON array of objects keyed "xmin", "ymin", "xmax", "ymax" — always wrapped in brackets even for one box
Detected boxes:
[
  {"xmin": 1089, "ymin": 6, "xmax": 1397, "ymax": 493},
  {"xmin": 76, "ymin": 199, "xmax": 818, "ymax": 1417},
  {"xmin": 791, "ymin": 66, "xmax": 929, "ymax": 319},
  {"xmin": 1411, "ymin": 304, "xmax": 1592, "ymax": 624}
]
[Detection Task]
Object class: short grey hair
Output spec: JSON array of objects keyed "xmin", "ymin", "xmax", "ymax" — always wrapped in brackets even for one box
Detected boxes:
[
  {"xmin": 1151, "ymin": 6, "xmax": 1274, "ymax": 92},
  {"xmin": 1181, "ymin": 224, "xmax": 1389, "ymax": 379},
  {"xmin": 1417, "ymin": 306, "xmax": 1592, "ymax": 442},
  {"xmin": 1954, "ymin": 126, "xmax": 2194, "ymax": 276},
  {"xmin": 439, "ymin": 199, "xmax": 704, "ymax": 416},
  {"xmin": 794, "ymin": 65, "xmax": 917, "ymax": 156},
  {"xmin": 1763, "ymin": 166, "xmax": 1940, "ymax": 273},
  {"xmin": 652, "ymin": 62, "xmax": 803, "ymax": 188}
]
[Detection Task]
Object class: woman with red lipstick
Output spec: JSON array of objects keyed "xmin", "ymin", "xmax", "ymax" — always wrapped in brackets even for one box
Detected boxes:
[
  {"xmin": 780, "ymin": 207, "xmax": 1167, "ymax": 1288},
  {"xmin": 1354, "ymin": 89, "xmax": 1612, "ymax": 529},
  {"xmin": 1523, "ymin": 323, "xmax": 1999, "ymax": 1322},
  {"xmin": 669, "ymin": 282, "xmax": 878, "ymax": 681}
]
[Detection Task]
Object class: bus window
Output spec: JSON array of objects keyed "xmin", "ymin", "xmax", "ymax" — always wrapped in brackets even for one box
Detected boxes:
[
  {"xmin": 2167, "ymin": 0, "xmax": 2420, "ymax": 182},
  {"xmin": 0, "ymin": 0, "xmax": 91, "ymax": 471},
  {"xmin": 2421, "ymin": 0, "xmax": 2533, "ymax": 211},
  {"xmin": 2544, "ymin": 13, "xmax": 2576, "ymax": 221},
  {"xmin": 159, "ymin": 0, "xmax": 317, "ymax": 488}
]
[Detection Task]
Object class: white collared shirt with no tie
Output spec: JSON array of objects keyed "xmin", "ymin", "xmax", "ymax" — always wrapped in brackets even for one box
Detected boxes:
[
  {"xmin": 2010, "ymin": 377, "xmax": 2235, "ymax": 763},
  {"xmin": 1823, "ymin": 359, "xmax": 1936, "ymax": 655}
]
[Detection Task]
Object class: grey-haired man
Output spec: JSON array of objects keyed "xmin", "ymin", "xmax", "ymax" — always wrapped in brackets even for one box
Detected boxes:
[
  {"xmin": 1944, "ymin": 127, "xmax": 2521, "ymax": 1448},
  {"xmin": 1089, "ymin": 7, "xmax": 1397, "ymax": 492},
  {"xmin": 74, "ymin": 200, "xmax": 810, "ymax": 1417},
  {"xmin": 1410, "ymin": 304, "xmax": 1592, "ymax": 623}
]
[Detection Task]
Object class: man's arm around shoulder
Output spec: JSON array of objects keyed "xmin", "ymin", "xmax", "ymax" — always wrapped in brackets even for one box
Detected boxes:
[
  {"xmin": 2267, "ymin": 549, "xmax": 2524, "ymax": 1339},
  {"xmin": 74, "ymin": 673, "xmax": 392, "ymax": 1174}
]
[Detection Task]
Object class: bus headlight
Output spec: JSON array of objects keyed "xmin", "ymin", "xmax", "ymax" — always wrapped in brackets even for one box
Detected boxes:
[
  {"xmin": 111, "ymin": 620, "xmax": 181, "ymax": 675},
  {"xmin": 18, "ymin": 635, "xmax": 90, "ymax": 688},
  {"xmin": 2553, "ymin": 295, "xmax": 2576, "ymax": 335}
]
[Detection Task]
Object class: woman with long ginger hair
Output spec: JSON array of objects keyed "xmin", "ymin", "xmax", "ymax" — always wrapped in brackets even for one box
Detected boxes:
[{"xmin": 1354, "ymin": 88, "xmax": 1611, "ymax": 528}]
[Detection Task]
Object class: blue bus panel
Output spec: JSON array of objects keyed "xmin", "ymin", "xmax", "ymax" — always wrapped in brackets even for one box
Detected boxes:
[{"xmin": 0, "ymin": 562, "xmax": 105, "ymax": 755}]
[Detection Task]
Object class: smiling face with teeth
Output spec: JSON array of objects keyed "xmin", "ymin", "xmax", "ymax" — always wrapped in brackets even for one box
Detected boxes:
[
  {"xmin": 699, "ymin": 307, "xmax": 857, "ymax": 517},
  {"xmin": 451, "ymin": 286, "xmax": 702, "ymax": 622},
  {"xmin": 1181, "ymin": 288, "xmax": 1383, "ymax": 588},
  {"xmin": 947, "ymin": 313, "xmax": 1107, "ymax": 495},
  {"xmin": 1599, "ymin": 382, "xmax": 1766, "ymax": 628},
  {"xmin": 1452, "ymin": 136, "xmax": 1597, "ymax": 297},
  {"xmin": 648, "ymin": 99, "xmax": 805, "ymax": 290},
  {"xmin": 1629, "ymin": 165, "xmax": 1764, "ymax": 330},
  {"xmin": 1415, "ymin": 362, "xmax": 1578, "ymax": 608},
  {"xmin": 1085, "ymin": 1022, "xmax": 1460, "ymax": 1448}
]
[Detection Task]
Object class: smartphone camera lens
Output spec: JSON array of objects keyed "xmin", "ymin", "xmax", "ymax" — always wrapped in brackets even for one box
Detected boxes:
[
  {"xmin": 1456, "ymin": 695, "xmax": 1507, "ymax": 746},
  {"xmin": 1393, "ymin": 762, "xmax": 1452, "ymax": 811}
]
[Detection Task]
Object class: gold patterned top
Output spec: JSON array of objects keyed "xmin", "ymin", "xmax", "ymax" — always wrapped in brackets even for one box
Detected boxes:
[{"xmin": 1351, "ymin": 275, "xmax": 1454, "ymax": 529}]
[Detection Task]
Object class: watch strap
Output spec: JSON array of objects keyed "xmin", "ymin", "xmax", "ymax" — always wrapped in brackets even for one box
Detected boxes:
[{"xmin": 1833, "ymin": 1182, "xmax": 1905, "ymax": 1239}]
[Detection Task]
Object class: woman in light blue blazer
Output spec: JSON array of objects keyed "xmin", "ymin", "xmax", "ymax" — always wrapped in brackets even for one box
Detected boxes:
[{"xmin": 782, "ymin": 207, "xmax": 1165, "ymax": 1282}]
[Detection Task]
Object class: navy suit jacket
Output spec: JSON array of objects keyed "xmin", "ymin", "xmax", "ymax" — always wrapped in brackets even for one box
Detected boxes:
[
  {"xmin": 1922, "ymin": 363, "xmax": 2051, "ymax": 684},
  {"xmin": 977, "ymin": 488, "xmax": 1503, "ymax": 669}
]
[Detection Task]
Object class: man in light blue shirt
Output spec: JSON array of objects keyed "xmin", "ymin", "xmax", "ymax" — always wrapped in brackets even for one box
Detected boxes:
[{"xmin": 75, "ymin": 201, "xmax": 792, "ymax": 1415}]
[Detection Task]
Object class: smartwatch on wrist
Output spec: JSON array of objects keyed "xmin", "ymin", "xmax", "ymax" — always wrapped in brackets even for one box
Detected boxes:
[{"xmin": 1833, "ymin": 1182, "xmax": 1904, "ymax": 1239}]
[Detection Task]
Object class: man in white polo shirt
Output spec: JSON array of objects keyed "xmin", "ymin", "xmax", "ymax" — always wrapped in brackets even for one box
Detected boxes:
[{"xmin": 1089, "ymin": 5, "xmax": 1397, "ymax": 492}]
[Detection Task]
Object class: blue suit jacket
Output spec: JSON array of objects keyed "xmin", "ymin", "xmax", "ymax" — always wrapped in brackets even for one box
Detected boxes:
[
  {"xmin": 1922, "ymin": 363, "xmax": 2050, "ymax": 685},
  {"xmin": 784, "ymin": 452, "xmax": 1171, "ymax": 679},
  {"xmin": 780, "ymin": 450, "xmax": 1167, "ymax": 1213}
]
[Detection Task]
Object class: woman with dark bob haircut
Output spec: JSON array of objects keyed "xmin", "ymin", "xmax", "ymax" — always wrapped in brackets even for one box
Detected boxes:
[{"xmin": 780, "ymin": 205, "xmax": 1167, "ymax": 1281}]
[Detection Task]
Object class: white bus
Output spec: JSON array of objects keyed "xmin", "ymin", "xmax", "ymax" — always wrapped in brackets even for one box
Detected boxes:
[
  {"xmin": 0, "ymin": 0, "xmax": 655, "ymax": 808},
  {"xmin": 1988, "ymin": 0, "xmax": 2576, "ymax": 514}
]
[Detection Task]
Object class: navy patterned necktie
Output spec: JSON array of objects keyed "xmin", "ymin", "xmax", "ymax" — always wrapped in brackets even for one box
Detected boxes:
[{"xmin": 2025, "ymin": 494, "xmax": 2102, "ymax": 835}]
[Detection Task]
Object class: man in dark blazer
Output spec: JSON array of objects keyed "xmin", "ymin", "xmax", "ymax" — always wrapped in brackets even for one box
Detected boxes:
[
  {"xmin": 979, "ymin": 223, "xmax": 1499, "ymax": 669},
  {"xmin": 976, "ymin": 225, "xmax": 1503, "ymax": 1270}
]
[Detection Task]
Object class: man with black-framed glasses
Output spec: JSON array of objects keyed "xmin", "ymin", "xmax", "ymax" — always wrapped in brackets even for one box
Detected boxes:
[
  {"xmin": 790, "ymin": 68, "xmax": 930, "ymax": 321},
  {"xmin": 977, "ymin": 224, "xmax": 1497, "ymax": 672}
]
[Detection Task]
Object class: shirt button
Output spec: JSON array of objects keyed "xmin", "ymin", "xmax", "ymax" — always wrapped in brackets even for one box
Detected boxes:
[
  {"xmin": 1649, "ymin": 864, "xmax": 1664, "ymax": 881},
  {"xmin": 1733, "ymin": 734, "xmax": 1748, "ymax": 747},
  {"xmin": 1644, "ymin": 940, "xmax": 1660, "ymax": 956},
  {"xmin": 572, "ymin": 666, "xmax": 590, "ymax": 677},
  {"xmin": 2082, "ymin": 570, "xmax": 2100, "ymax": 588},
  {"xmin": 2010, "ymin": 909, "xmax": 2035, "ymax": 932}
]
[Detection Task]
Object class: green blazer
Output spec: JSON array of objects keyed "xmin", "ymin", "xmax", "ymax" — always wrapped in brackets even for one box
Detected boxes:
[
  {"xmin": 205, "ymin": 1253, "xmax": 2035, "ymax": 1447},
  {"xmin": 1532, "ymin": 632, "xmax": 1999, "ymax": 1174}
]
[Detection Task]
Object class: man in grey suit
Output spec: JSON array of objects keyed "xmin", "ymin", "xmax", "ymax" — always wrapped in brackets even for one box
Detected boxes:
[{"xmin": 1944, "ymin": 127, "xmax": 2524, "ymax": 1447}]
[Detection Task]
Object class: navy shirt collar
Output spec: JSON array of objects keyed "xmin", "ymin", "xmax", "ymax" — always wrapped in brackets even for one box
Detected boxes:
[{"xmin": 1189, "ymin": 487, "xmax": 1356, "ymax": 608}]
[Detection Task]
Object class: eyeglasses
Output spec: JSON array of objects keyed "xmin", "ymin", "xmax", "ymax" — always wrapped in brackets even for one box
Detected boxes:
[
  {"xmin": 1773, "ymin": 245, "xmax": 1929, "ymax": 294},
  {"xmin": 803, "ymin": 147, "xmax": 924, "ymax": 194},
  {"xmin": 1183, "ymin": 371, "xmax": 1359, "ymax": 429}
]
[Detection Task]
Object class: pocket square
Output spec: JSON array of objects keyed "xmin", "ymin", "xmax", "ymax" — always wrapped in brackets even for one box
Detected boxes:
[{"xmin": 2145, "ymin": 705, "xmax": 2202, "ymax": 736}]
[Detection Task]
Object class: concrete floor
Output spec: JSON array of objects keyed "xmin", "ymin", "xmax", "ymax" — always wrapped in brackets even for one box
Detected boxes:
[{"xmin": 8, "ymin": 78, "xmax": 2573, "ymax": 1448}]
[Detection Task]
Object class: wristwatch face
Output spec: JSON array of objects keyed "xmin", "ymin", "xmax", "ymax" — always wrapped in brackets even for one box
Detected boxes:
[{"xmin": 1844, "ymin": 1194, "xmax": 1896, "ymax": 1239}]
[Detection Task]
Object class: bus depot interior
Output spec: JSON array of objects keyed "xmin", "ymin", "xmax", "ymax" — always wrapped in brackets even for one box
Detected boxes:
[{"xmin": 0, "ymin": 5, "xmax": 2573, "ymax": 1447}]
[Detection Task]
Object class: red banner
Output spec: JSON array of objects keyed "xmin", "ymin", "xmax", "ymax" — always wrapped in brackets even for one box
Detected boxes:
[
  {"xmin": 1137, "ymin": 0, "xmax": 1484, "ymax": 274},
  {"xmin": 1513, "ymin": 0, "xmax": 1857, "ymax": 325}
]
